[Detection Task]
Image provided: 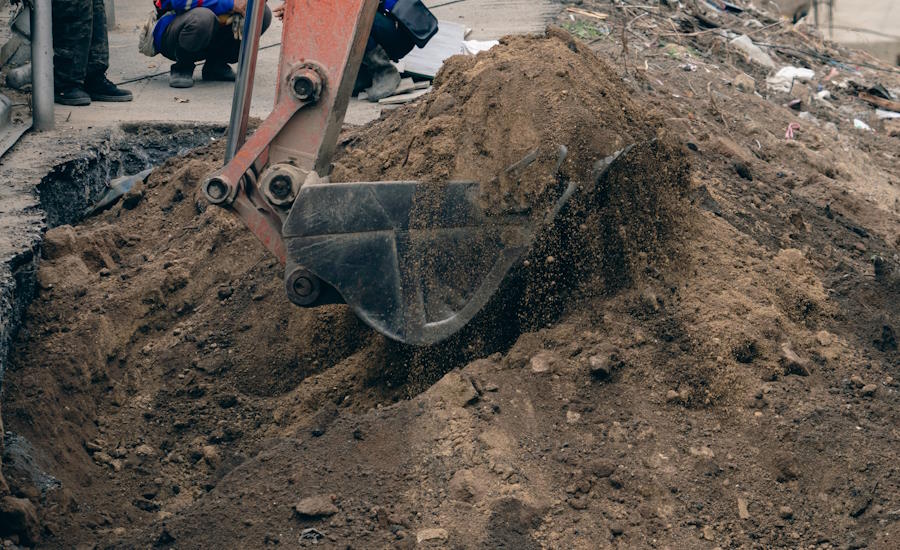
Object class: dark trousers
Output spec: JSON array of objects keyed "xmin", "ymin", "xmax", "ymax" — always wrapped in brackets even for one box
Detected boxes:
[
  {"xmin": 52, "ymin": 0, "xmax": 109, "ymax": 89},
  {"xmin": 159, "ymin": 7, "xmax": 272, "ymax": 66}
]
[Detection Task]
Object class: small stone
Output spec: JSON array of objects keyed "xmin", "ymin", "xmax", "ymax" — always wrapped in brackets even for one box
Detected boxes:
[
  {"xmin": 587, "ymin": 460, "xmax": 616, "ymax": 478},
  {"xmin": 416, "ymin": 528, "xmax": 448, "ymax": 544},
  {"xmin": 294, "ymin": 495, "xmax": 339, "ymax": 519},
  {"xmin": 567, "ymin": 495, "xmax": 589, "ymax": 510},
  {"xmin": 850, "ymin": 374, "xmax": 865, "ymax": 388},
  {"xmin": 853, "ymin": 242, "xmax": 866, "ymax": 252},
  {"xmin": 134, "ymin": 444, "xmax": 155, "ymax": 458},
  {"xmin": 218, "ymin": 394, "xmax": 239, "ymax": 408},
  {"xmin": 201, "ymin": 445, "xmax": 220, "ymax": 467},
  {"xmin": 815, "ymin": 330, "xmax": 834, "ymax": 346},
  {"xmin": 588, "ymin": 354, "xmax": 613, "ymax": 379},
  {"xmin": 780, "ymin": 343, "xmax": 810, "ymax": 376},
  {"xmin": 99, "ymin": 268, "xmax": 112, "ymax": 277},
  {"xmin": 690, "ymin": 446, "xmax": 715, "ymax": 459},
  {"xmin": 733, "ymin": 73, "xmax": 756, "ymax": 93},
  {"xmin": 529, "ymin": 351, "xmax": 557, "ymax": 374},
  {"xmin": 665, "ymin": 389, "xmax": 681, "ymax": 403},
  {"xmin": 566, "ymin": 410, "xmax": 582, "ymax": 424},
  {"xmin": 733, "ymin": 162, "xmax": 753, "ymax": 181},
  {"xmin": 217, "ymin": 286, "xmax": 234, "ymax": 300},
  {"xmin": 609, "ymin": 523, "xmax": 625, "ymax": 536},
  {"xmin": 737, "ymin": 497, "xmax": 750, "ymax": 520},
  {"xmin": 779, "ymin": 505, "xmax": 794, "ymax": 519},
  {"xmin": 701, "ymin": 525, "xmax": 715, "ymax": 541},
  {"xmin": 640, "ymin": 289, "xmax": 660, "ymax": 312},
  {"xmin": 860, "ymin": 384, "xmax": 877, "ymax": 397},
  {"xmin": 432, "ymin": 371, "xmax": 479, "ymax": 407}
]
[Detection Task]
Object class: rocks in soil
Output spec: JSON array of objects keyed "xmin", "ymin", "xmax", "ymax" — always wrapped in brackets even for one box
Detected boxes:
[
  {"xmin": 416, "ymin": 528, "xmax": 448, "ymax": 544},
  {"xmin": 293, "ymin": 495, "xmax": 339, "ymax": 519},
  {"xmin": 529, "ymin": 351, "xmax": 559, "ymax": 374},
  {"xmin": 200, "ymin": 445, "xmax": 220, "ymax": 468},
  {"xmin": 859, "ymin": 384, "xmax": 878, "ymax": 397},
  {"xmin": 588, "ymin": 347, "xmax": 623, "ymax": 380},
  {"xmin": 780, "ymin": 343, "xmax": 810, "ymax": 376},
  {"xmin": 733, "ymin": 162, "xmax": 753, "ymax": 181},
  {"xmin": 733, "ymin": 73, "xmax": 756, "ymax": 93},
  {"xmin": 432, "ymin": 371, "xmax": 480, "ymax": 407},
  {"xmin": 779, "ymin": 505, "xmax": 794, "ymax": 520}
]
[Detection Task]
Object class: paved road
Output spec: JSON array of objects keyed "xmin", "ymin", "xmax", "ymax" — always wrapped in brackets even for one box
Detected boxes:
[{"xmin": 55, "ymin": 0, "xmax": 554, "ymax": 129}]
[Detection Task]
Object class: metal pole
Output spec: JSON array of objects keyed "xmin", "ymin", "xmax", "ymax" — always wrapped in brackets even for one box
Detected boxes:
[
  {"xmin": 225, "ymin": 0, "xmax": 266, "ymax": 163},
  {"xmin": 31, "ymin": 0, "xmax": 55, "ymax": 131}
]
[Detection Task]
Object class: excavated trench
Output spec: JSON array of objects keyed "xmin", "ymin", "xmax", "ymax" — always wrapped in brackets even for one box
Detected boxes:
[
  {"xmin": 0, "ymin": 135, "xmax": 689, "ymax": 547},
  {"xmin": 0, "ymin": 123, "xmax": 222, "ymax": 543},
  {"xmin": 0, "ymin": 35, "xmax": 694, "ymax": 546}
]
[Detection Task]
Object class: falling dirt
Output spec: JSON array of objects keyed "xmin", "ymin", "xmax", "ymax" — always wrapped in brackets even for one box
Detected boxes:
[{"xmin": 1, "ymin": 18, "xmax": 899, "ymax": 550}]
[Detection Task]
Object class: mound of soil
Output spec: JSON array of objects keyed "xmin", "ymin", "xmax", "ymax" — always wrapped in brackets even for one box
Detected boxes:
[
  {"xmin": 334, "ymin": 32, "xmax": 658, "ymax": 217},
  {"xmin": 1, "ymin": 19, "xmax": 898, "ymax": 550}
]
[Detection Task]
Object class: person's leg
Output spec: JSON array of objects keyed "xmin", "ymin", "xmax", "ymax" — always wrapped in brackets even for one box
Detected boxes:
[
  {"xmin": 159, "ymin": 8, "xmax": 219, "ymax": 88},
  {"xmin": 85, "ymin": 0, "xmax": 109, "ymax": 80},
  {"xmin": 84, "ymin": 0, "xmax": 132, "ymax": 101},
  {"xmin": 202, "ymin": 5, "xmax": 272, "ymax": 81},
  {"xmin": 51, "ymin": 0, "xmax": 93, "ymax": 104}
]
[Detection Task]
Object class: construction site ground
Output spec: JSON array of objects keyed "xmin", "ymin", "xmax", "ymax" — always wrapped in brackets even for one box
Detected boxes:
[{"xmin": 1, "ymin": 1, "xmax": 899, "ymax": 549}]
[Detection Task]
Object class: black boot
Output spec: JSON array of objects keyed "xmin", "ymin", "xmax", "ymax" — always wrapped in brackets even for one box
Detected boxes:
[
  {"xmin": 55, "ymin": 87, "xmax": 91, "ymax": 106},
  {"xmin": 169, "ymin": 62, "xmax": 195, "ymax": 89},
  {"xmin": 85, "ymin": 74, "xmax": 133, "ymax": 102},
  {"xmin": 202, "ymin": 61, "xmax": 236, "ymax": 82},
  {"xmin": 361, "ymin": 45, "xmax": 400, "ymax": 102}
]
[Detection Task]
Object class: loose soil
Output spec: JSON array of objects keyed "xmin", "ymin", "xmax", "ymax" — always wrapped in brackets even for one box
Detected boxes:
[{"xmin": 2, "ymin": 10, "xmax": 899, "ymax": 550}]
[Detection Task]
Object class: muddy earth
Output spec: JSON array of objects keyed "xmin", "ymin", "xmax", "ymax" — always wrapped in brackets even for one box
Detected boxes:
[{"xmin": 1, "ymin": 24, "xmax": 899, "ymax": 550}]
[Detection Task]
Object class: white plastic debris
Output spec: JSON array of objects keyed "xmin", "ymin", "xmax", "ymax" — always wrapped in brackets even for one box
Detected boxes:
[
  {"xmin": 766, "ymin": 66, "xmax": 816, "ymax": 92},
  {"xmin": 853, "ymin": 118, "xmax": 873, "ymax": 131},
  {"xmin": 729, "ymin": 35, "xmax": 776, "ymax": 69},
  {"xmin": 875, "ymin": 109, "xmax": 900, "ymax": 120},
  {"xmin": 463, "ymin": 39, "xmax": 499, "ymax": 55}
]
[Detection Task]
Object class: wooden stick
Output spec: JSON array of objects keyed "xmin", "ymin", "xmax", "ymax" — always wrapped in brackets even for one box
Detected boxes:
[
  {"xmin": 858, "ymin": 92, "xmax": 900, "ymax": 113},
  {"xmin": 566, "ymin": 7, "xmax": 609, "ymax": 21}
]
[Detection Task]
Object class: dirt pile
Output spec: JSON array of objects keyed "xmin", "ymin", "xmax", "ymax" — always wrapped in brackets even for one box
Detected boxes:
[
  {"xmin": 334, "ymin": 32, "xmax": 660, "ymax": 216},
  {"xmin": 0, "ymin": 12, "xmax": 898, "ymax": 550},
  {"xmin": 333, "ymin": 32, "xmax": 691, "ymax": 350}
]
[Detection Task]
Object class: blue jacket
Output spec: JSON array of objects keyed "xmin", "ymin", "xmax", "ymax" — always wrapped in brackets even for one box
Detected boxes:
[{"xmin": 153, "ymin": 0, "xmax": 236, "ymax": 51}]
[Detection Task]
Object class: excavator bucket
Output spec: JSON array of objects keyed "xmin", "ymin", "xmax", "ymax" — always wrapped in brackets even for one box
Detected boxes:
[{"xmin": 282, "ymin": 179, "xmax": 569, "ymax": 345}]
